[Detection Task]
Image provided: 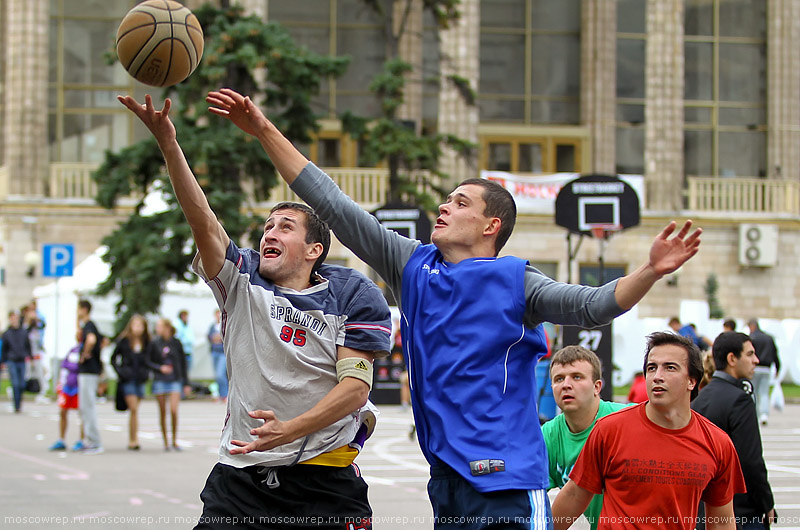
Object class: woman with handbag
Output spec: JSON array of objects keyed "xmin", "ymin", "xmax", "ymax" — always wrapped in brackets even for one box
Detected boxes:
[{"xmin": 110, "ymin": 314, "xmax": 151, "ymax": 450}]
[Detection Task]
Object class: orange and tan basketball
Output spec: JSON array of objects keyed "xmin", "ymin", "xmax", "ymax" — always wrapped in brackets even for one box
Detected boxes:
[{"xmin": 116, "ymin": 0, "xmax": 204, "ymax": 87}]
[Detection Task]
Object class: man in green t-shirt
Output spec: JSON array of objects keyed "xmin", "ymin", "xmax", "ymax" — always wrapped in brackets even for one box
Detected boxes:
[{"xmin": 541, "ymin": 345, "xmax": 628, "ymax": 530}]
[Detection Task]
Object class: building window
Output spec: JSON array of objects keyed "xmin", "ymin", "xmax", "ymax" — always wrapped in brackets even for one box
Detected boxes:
[
  {"xmin": 48, "ymin": 0, "xmax": 138, "ymax": 163},
  {"xmin": 579, "ymin": 264, "xmax": 626, "ymax": 287},
  {"xmin": 684, "ymin": 0, "xmax": 767, "ymax": 178},
  {"xmin": 530, "ymin": 261, "xmax": 558, "ymax": 280},
  {"xmin": 616, "ymin": 0, "xmax": 646, "ymax": 175},
  {"xmin": 478, "ymin": 0, "xmax": 581, "ymax": 124},
  {"xmin": 269, "ymin": 0, "xmax": 387, "ymax": 119},
  {"xmin": 481, "ymin": 136, "xmax": 581, "ymax": 174}
]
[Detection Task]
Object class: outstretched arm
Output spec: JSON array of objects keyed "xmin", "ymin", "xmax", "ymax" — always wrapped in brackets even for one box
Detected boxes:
[
  {"xmin": 614, "ymin": 220, "xmax": 701, "ymax": 310},
  {"xmin": 229, "ymin": 346, "xmax": 374, "ymax": 454},
  {"xmin": 206, "ymin": 89, "xmax": 307, "ymax": 185},
  {"xmin": 117, "ymin": 95, "xmax": 229, "ymax": 278},
  {"xmin": 208, "ymin": 88, "xmax": 418, "ymax": 292}
]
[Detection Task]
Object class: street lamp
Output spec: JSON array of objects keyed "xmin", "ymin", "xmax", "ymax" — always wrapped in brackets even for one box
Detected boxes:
[{"xmin": 24, "ymin": 249, "xmax": 41, "ymax": 277}]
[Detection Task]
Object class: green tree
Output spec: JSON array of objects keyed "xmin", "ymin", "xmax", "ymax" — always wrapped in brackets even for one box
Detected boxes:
[
  {"xmin": 342, "ymin": 0, "xmax": 474, "ymax": 210},
  {"xmin": 93, "ymin": 4, "xmax": 348, "ymax": 331},
  {"xmin": 705, "ymin": 273, "xmax": 725, "ymax": 319}
]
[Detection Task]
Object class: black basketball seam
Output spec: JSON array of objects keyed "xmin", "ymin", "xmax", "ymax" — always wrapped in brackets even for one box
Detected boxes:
[
  {"xmin": 175, "ymin": 37, "xmax": 194, "ymax": 74},
  {"xmin": 163, "ymin": 0, "xmax": 175, "ymax": 86},
  {"xmin": 132, "ymin": 38, "xmax": 173, "ymax": 86},
  {"xmin": 117, "ymin": 13, "xmax": 157, "ymax": 69}
]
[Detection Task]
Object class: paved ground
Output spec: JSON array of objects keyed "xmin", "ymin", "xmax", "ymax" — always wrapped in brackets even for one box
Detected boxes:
[{"xmin": 0, "ymin": 398, "xmax": 798, "ymax": 529}]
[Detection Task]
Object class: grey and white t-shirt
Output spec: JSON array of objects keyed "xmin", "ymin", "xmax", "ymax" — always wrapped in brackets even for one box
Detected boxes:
[{"xmin": 193, "ymin": 240, "xmax": 392, "ymax": 468}]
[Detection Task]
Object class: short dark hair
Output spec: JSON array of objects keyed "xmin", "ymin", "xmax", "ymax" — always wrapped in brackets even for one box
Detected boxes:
[
  {"xmin": 712, "ymin": 332, "xmax": 751, "ymax": 371},
  {"xmin": 457, "ymin": 178, "xmax": 516, "ymax": 254},
  {"xmin": 668, "ymin": 317, "xmax": 681, "ymax": 327},
  {"xmin": 644, "ymin": 331, "xmax": 704, "ymax": 400},
  {"xmin": 550, "ymin": 345, "xmax": 603, "ymax": 382},
  {"xmin": 722, "ymin": 319, "xmax": 736, "ymax": 331},
  {"xmin": 78, "ymin": 299, "xmax": 92, "ymax": 313},
  {"xmin": 269, "ymin": 202, "xmax": 331, "ymax": 272}
]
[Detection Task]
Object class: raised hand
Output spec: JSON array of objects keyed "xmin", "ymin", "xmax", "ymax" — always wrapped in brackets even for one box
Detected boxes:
[
  {"xmin": 229, "ymin": 409, "xmax": 295, "ymax": 455},
  {"xmin": 117, "ymin": 94, "xmax": 176, "ymax": 145},
  {"xmin": 649, "ymin": 220, "xmax": 702, "ymax": 277},
  {"xmin": 207, "ymin": 88, "xmax": 268, "ymax": 137}
]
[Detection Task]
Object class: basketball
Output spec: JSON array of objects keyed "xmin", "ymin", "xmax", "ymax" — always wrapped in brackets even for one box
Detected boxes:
[{"xmin": 116, "ymin": 0, "xmax": 204, "ymax": 87}]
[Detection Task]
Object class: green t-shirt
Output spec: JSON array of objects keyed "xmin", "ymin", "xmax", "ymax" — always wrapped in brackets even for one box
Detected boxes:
[{"xmin": 542, "ymin": 400, "xmax": 629, "ymax": 530}]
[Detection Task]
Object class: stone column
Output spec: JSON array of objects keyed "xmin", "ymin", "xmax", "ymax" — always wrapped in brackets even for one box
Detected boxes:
[
  {"xmin": 394, "ymin": 0, "xmax": 424, "ymax": 132},
  {"xmin": 767, "ymin": 0, "xmax": 800, "ymax": 181},
  {"xmin": 437, "ymin": 0, "xmax": 479, "ymax": 185},
  {"xmin": 581, "ymin": 0, "xmax": 617, "ymax": 175},
  {"xmin": 3, "ymin": 0, "xmax": 48, "ymax": 197},
  {"xmin": 644, "ymin": 0, "xmax": 684, "ymax": 211}
]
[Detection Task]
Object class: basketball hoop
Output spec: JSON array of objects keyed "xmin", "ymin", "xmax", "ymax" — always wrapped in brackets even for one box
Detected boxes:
[{"xmin": 589, "ymin": 224, "xmax": 621, "ymax": 240}]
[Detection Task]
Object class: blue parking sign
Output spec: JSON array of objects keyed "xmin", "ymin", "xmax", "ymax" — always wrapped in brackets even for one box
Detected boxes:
[{"xmin": 42, "ymin": 244, "xmax": 75, "ymax": 277}]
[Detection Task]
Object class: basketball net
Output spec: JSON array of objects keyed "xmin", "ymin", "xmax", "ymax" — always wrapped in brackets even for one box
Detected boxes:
[{"xmin": 590, "ymin": 225, "xmax": 620, "ymax": 240}]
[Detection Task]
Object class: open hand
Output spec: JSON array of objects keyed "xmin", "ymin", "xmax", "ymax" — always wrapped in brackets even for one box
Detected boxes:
[
  {"xmin": 649, "ymin": 220, "xmax": 702, "ymax": 277},
  {"xmin": 207, "ymin": 88, "xmax": 269, "ymax": 137},
  {"xmin": 117, "ymin": 94, "xmax": 176, "ymax": 145},
  {"xmin": 229, "ymin": 410, "xmax": 295, "ymax": 454}
]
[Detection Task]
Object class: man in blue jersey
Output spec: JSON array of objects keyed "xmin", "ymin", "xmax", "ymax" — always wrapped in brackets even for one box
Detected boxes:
[
  {"xmin": 119, "ymin": 94, "xmax": 392, "ymax": 530},
  {"xmin": 207, "ymin": 89, "xmax": 702, "ymax": 530}
]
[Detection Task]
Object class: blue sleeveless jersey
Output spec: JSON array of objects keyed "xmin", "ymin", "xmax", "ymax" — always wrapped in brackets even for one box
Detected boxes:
[{"xmin": 401, "ymin": 244, "xmax": 549, "ymax": 492}]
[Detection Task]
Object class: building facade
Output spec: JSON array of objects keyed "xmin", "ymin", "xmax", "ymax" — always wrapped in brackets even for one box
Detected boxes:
[{"xmin": 2, "ymin": 0, "xmax": 800, "ymax": 324}]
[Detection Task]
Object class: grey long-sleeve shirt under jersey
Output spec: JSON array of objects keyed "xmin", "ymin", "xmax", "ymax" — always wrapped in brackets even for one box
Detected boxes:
[{"xmin": 290, "ymin": 162, "xmax": 625, "ymax": 329}]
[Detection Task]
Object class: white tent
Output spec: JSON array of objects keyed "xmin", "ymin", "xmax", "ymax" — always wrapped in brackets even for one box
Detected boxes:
[{"xmin": 33, "ymin": 247, "xmax": 219, "ymax": 381}]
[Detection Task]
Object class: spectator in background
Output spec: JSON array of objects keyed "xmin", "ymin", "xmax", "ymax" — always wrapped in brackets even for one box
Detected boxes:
[
  {"xmin": 174, "ymin": 310, "xmax": 194, "ymax": 375},
  {"xmin": 543, "ymin": 345, "xmax": 628, "ymax": 530},
  {"xmin": 49, "ymin": 329, "xmax": 83, "ymax": 451},
  {"xmin": 723, "ymin": 319, "xmax": 736, "ymax": 332},
  {"xmin": 627, "ymin": 371, "xmax": 647, "ymax": 403},
  {"xmin": 1, "ymin": 310, "xmax": 32, "ymax": 413},
  {"xmin": 111, "ymin": 314, "xmax": 152, "ymax": 450},
  {"xmin": 552, "ymin": 332, "xmax": 745, "ymax": 530},
  {"xmin": 668, "ymin": 316, "xmax": 712, "ymax": 351},
  {"xmin": 692, "ymin": 332, "xmax": 777, "ymax": 529},
  {"xmin": 207, "ymin": 310, "xmax": 227, "ymax": 403},
  {"xmin": 746, "ymin": 319, "xmax": 780, "ymax": 426},
  {"xmin": 148, "ymin": 318, "xmax": 189, "ymax": 451},
  {"xmin": 24, "ymin": 303, "xmax": 49, "ymax": 404},
  {"xmin": 75, "ymin": 299, "xmax": 104, "ymax": 454}
]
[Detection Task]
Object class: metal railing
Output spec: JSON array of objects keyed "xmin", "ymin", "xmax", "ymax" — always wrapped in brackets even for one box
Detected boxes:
[
  {"xmin": 39, "ymin": 163, "xmax": 440, "ymax": 208},
  {"xmin": 687, "ymin": 176, "xmax": 800, "ymax": 216},
  {"xmin": 7, "ymin": 165, "xmax": 797, "ymax": 217},
  {"xmin": 49, "ymin": 163, "xmax": 99, "ymax": 199}
]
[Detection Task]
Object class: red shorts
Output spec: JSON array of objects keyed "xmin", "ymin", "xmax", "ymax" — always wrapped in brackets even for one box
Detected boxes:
[{"xmin": 57, "ymin": 391, "xmax": 78, "ymax": 410}]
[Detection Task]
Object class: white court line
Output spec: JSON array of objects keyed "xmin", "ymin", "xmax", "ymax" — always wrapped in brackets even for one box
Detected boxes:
[
  {"xmin": 767, "ymin": 464, "xmax": 800, "ymax": 475},
  {"xmin": 0, "ymin": 446, "xmax": 89, "ymax": 480},
  {"xmin": 372, "ymin": 437, "xmax": 430, "ymax": 472}
]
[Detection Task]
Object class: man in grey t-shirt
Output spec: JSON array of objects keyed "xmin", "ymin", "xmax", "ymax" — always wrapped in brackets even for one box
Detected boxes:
[{"xmin": 119, "ymin": 94, "xmax": 391, "ymax": 530}]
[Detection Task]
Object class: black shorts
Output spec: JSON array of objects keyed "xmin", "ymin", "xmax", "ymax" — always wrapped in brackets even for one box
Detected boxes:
[{"xmin": 195, "ymin": 462, "xmax": 372, "ymax": 530}]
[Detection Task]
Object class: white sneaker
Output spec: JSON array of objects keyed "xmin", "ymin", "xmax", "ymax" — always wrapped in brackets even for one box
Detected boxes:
[
  {"xmin": 82, "ymin": 446, "xmax": 104, "ymax": 455},
  {"xmin": 35, "ymin": 395, "xmax": 51, "ymax": 404}
]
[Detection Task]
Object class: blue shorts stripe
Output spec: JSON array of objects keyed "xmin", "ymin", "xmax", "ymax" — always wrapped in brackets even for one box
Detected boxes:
[{"xmin": 527, "ymin": 489, "xmax": 553, "ymax": 530}]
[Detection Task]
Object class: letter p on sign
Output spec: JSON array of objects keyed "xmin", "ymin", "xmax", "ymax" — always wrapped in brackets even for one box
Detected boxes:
[{"xmin": 43, "ymin": 244, "xmax": 74, "ymax": 277}]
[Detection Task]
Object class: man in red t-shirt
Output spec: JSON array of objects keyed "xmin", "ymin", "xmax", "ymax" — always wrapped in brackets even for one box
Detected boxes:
[{"xmin": 552, "ymin": 332, "xmax": 745, "ymax": 530}]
